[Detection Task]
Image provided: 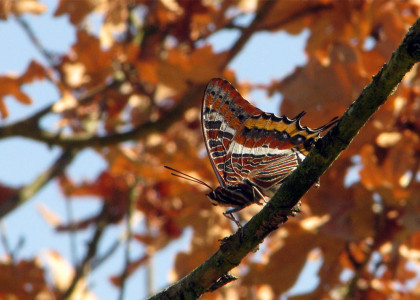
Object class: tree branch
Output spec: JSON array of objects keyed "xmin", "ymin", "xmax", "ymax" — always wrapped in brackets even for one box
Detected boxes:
[
  {"xmin": 147, "ymin": 17, "xmax": 420, "ymax": 300},
  {"xmin": 0, "ymin": 82, "xmax": 117, "ymax": 145},
  {"xmin": 221, "ymin": 0, "xmax": 277, "ymax": 68},
  {"xmin": 0, "ymin": 149, "xmax": 76, "ymax": 218}
]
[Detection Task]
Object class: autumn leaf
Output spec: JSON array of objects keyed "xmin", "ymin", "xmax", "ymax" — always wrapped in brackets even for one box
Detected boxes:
[
  {"xmin": 0, "ymin": 0, "xmax": 46, "ymax": 19},
  {"xmin": 0, "ymin": 259, "xmax": 47, "ymax": 299},
  {"xmin": 0, "ymin": 60, "xmax": 46, "ymax": 118}
]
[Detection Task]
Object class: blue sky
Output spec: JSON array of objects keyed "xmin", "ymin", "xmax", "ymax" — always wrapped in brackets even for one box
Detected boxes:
[{"xmin": 0, "ymin": 2, "xmax": 319, "ymax": 299}]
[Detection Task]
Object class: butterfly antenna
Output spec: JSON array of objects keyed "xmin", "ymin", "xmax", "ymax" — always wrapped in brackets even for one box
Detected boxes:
[{"xmin": 164, "ymin": 166, "xmax": 213, "ymax": 191}]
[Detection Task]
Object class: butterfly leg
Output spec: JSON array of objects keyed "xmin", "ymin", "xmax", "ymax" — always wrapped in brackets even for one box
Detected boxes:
[
  {"xmin": 252, "ymin": 186, "xmax": 266, "ymax": 205},
  {"xmin": 223, "ymin": 206, "xmax": 245, "ymax": 227}
]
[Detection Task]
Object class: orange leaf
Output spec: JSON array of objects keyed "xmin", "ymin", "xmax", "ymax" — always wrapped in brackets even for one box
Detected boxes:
[
  {"xmin": 20, "ymin": 60, "xmax": 46, "ymax": 83},
  {"xmin": 242, "ymin": 232, "xmax": 317, "ymax": 295},
  {"xmin": 0, "ymin": 98, "xmax": 8, "ymax": 118},
  {"xmin": 54, "ymin": 0, "xmax": 96, "ymax": 24},
  {"xmin": 0, "ymin": 60, "xmax": 46, "ymax": 118},
  {"xmin": 0, "ymin": 259, "xmax": 47, "ymax": 298}
]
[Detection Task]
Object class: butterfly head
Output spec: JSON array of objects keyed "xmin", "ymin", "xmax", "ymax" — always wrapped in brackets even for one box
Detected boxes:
[
  {"xmin": 164, "ymin": 166, "xmax": 262, "ymax": 211},
  {"xmin": 206, "ymin": 183, "xmax": 259, "ymax": 208},
  {"xmin": 206, "ymin": 186, "xmax": 226, "ymax": 206}
]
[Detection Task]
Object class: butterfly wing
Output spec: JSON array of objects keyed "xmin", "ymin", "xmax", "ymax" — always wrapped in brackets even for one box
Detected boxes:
[
  {"xmin": 202, "ymin": 78, "xmax": 337, "ymax": 196},
  {"xmin": 234, "ymin": 110, "xmax": 338, "ymax": 196},
  {"xmin": 202, "ymin": 78, "xmax": 263, "ymax": 188}
]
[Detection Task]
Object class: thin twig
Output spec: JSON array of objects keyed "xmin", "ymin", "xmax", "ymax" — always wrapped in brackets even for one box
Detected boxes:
[
  {"xmin": 0, "ymin": 222, "xmax": 13, "ymax": 262},
  {"xmin": 15, "ymin": 16, "xmax": 57, "ymax": 67},
  {"xmin": 146, "ymin": 239, "xmax": 154, "ymax": 297},
  {"xmin": 60, "ymin": 205, "xmax": 110, "ymax": 299},
  {"xmin": 65, "ymin": 196, "xmax": 78, "ymax": 265},
  {"xmin": 118, "ymin": 179, "xmax": 139, "ymax": 300},
  {"xmin": 91, "ymin": 240, "xmax": 120, "ymax": 269}
]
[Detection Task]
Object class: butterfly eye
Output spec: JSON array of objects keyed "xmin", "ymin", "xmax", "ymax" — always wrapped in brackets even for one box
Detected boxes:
[{"xmin": 206, "ymin": 192, "xmax": 218, "ymax": 206}]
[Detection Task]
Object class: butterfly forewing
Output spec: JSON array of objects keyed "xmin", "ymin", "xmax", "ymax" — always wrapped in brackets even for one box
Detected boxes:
[{"xmin": 202, "ymin": 78, "xmax": 263, "ymax": 188}]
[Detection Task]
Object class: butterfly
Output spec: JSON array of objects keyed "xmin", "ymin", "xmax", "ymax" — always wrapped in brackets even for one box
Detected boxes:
[{"xmin": 166, "ymin": 78, "xmax": 338, "ymax": 225}]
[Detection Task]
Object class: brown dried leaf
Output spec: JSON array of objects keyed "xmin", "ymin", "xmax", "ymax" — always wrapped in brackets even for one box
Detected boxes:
[
  {"xmin": 0, "ymin": 259, "xmax": 47, "ymax": 299},
  {"xmin": 0, "ymin": 60, "xmax": 46, "ymax": 118},
  {"xmin": 409, "ymin": 232, "xmax": 420, "ymax": 250},
  {"xmin": 347, "ymin": 184, "xmax": 376, "ymax": 240},
  {"xmin": 54, "ymin": 0, "xmax": 97, "ymax": 24},
  {"xmin": 44, "ymin": 251, "xmax": 97, "ymax": 299},
  {"xmin": 274, "ymin": 42, "xmax": 368, "ymax": 118},
  {"xmin": 20, "ymin": 60, "xmax": 46, "ymax": 83},
  {"xmin": 60, "ymin": 30, "xmax": 116, "ymax": 88},
  {"xmin": 0, "ymin": 98, "xmax": 8, "ymax": 118},
  {"xmin": 172, "ymin": 212, "xmax": 230, "ymax": 280},
  {"xmin": 257, "ymin": 0, "xmax": 333, "ymax": 34},
  {"xmin": 242, "ymin": 231, "xmax": 317, "ymax": 295},
  {"xmin": 37, "ymin": 203, "xmax": 62, "ymax": 227},
  {"xmin": 360, "ymin": 131, "xmax": 418, "ymax": 201},
  {"xmin": 44, "ymin": 250, "xmax": 74, "ymax": 291},
  {"xmin": 136, "ymin": 58, "xmax": 159, "ymax": 85},
  {"xmin": 0, "ymin": 0, "xmax": 46, "ymax": 19},
  {"xmin": 52, "ymin": 89, "xmax": 78, "ymax": 113},
  {"xmin": 187, "ymin": 46, "xmax": 227, "ymax": 83},
  {"xmin": 359, "ymin": 144, "xmax": 386, "ymax": 190},
  {"xmin": 157, "ymin": 46, "xmax": 227, "ymax": 92},
  {"xmin": 14, "ymin": 0, "xmax": 46, "ymax": 15}
]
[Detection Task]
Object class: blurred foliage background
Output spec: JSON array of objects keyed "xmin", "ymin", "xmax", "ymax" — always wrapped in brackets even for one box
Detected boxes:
[{"xmin": 0, "ymin": 0, "xmax": 420, "ymax": 299}]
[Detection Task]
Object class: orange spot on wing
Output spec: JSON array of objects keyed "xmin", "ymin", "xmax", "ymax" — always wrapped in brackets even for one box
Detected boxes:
[
  {"xmin": 229, "ymin": 90, "xmax": 238, "ymax": 99},
  {"xmin": 228, "ymin": 118, "xmax": 242, "ymax": 129},
  {"xmin": 212, "ymin": 98, "xmax": 222, "ymax": 110},
  {"xmin": 205, "ymin": 95, "xmax": 213, "ymax": 107},
  {"xmin": 219, "ymin": 104, "xmax": 229, "ymax": 115}
]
